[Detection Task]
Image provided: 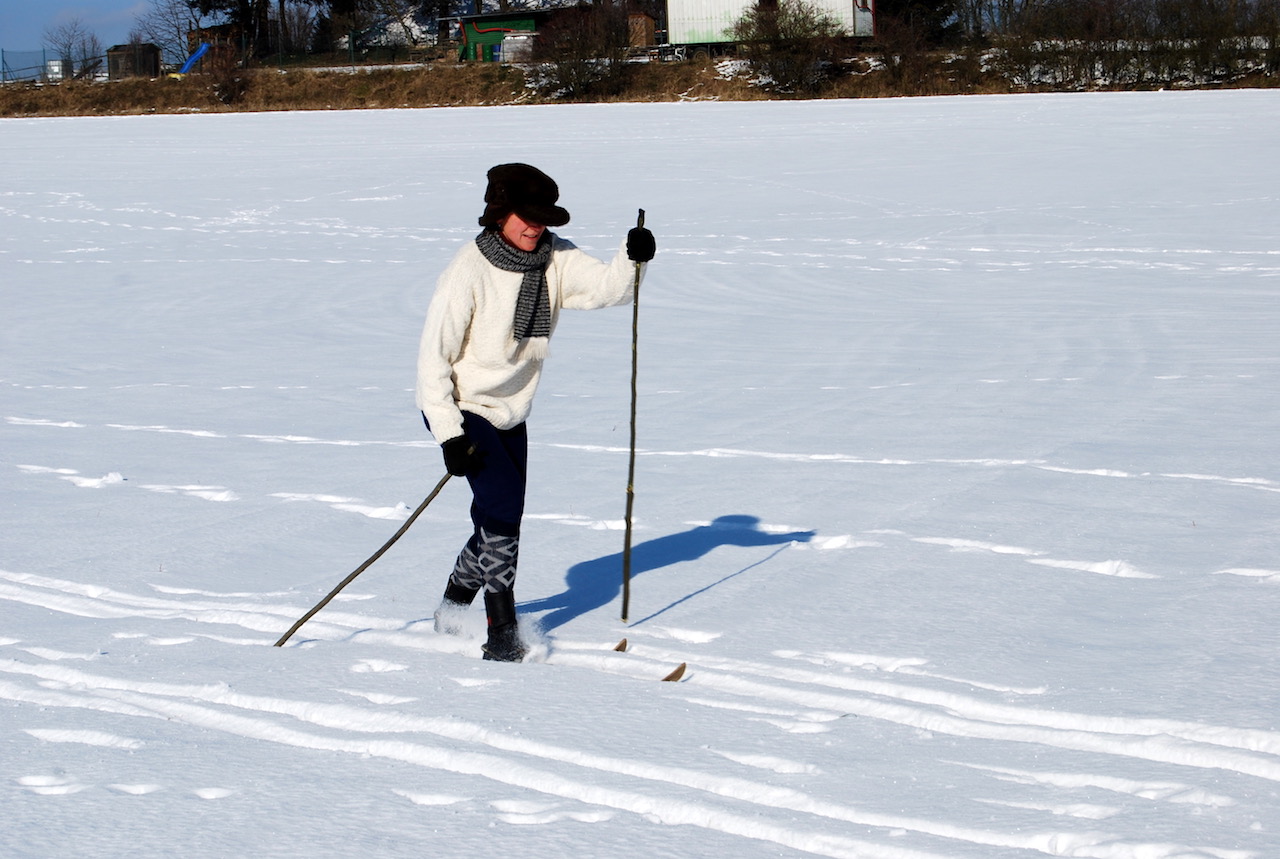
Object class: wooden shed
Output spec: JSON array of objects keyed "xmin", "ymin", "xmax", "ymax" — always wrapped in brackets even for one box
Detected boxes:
[{"xmin": 107, "ymin": 43, "xmax": 161, "ymax": 80}]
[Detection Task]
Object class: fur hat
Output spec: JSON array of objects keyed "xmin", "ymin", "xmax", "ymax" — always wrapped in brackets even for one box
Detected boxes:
[{"xmin": 478, "ymin": 163, "xmax": 571, "ymax": 229}]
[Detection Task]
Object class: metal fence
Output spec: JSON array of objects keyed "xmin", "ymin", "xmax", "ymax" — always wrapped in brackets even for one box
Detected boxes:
[
  {"xmin": 1, "ymin": 48, "xmax": 113, "ymax": 83},
  {"xmin": 1, "ymin": 49, "xmax": 52, "ymax": 82}
]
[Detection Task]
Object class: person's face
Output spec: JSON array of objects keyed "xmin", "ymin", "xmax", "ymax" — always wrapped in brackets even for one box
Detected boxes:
[{"xmin": 500, "ymin": 212, "xmax": 545, "ymax": 252}]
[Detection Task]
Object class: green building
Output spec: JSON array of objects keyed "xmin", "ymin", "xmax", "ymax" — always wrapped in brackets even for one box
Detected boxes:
[{"xmin": 455, "ymin": 10, "xmax": 556, "ymax": 62}]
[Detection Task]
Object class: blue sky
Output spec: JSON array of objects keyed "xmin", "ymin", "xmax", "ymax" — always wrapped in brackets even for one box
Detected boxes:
[{"xmin": 1, "ymin": 1, "xmax": 150, "ymax": 51}]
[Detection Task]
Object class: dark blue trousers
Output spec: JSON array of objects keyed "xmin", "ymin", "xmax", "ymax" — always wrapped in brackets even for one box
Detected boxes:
[
  {"xmin": 460, "ymin": 411, "xmax": 528, "ymax": 539},
  {"xmin": 426, "ymin": 411, "xmax": 528, "ymax": 594}
]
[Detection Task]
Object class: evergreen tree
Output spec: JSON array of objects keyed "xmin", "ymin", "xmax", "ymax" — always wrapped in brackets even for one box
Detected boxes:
[
  {"xmin": 875, "ymin": 0, "xmax": 961, "ymax": 46},
  {"xmin": 188, "ymin": 0, "xmax": 272, "ymax": 54}
]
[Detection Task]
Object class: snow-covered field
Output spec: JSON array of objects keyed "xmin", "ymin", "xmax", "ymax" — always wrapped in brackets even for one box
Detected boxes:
[{"xmin": 3, "ymin": 92, "xmax": 1279, "ymax": 858}]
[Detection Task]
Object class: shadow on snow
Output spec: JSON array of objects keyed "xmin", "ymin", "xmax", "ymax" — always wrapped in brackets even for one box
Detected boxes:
[{"xmin": 522, "ymin": 514, "xmax": 814, "ymax": 631}]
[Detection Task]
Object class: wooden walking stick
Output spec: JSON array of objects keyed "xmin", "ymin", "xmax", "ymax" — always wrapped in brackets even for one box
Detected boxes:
[
  {"xmin": 621, "ymin": 208, "xmax": 645, "ymax": 623},
  {"xmin": 274, "ymin": 472, "xmax": 452, "ymax": 647}
]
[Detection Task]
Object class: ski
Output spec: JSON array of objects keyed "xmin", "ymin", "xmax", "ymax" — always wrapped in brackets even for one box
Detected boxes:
[{"xmin": 613, "ymin": 638, "xmax": 686, "ymax": 681}]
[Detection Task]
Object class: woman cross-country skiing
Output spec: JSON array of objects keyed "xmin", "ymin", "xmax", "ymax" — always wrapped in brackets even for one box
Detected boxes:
[{"xmin": 416, "ymin": 163, "xmax": 656, "ymax": 662}]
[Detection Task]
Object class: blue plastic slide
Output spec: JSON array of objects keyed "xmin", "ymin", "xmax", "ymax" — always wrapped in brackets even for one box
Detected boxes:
[{"xmin": 179, "ymin": 43, "xmax": 210, "ymax": 74}]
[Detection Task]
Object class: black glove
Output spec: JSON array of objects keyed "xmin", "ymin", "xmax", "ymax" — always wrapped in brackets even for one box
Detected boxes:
[
  {"xmin": 627, "ymin": 227, "xmax": 656, "ymax": 263},
  {"xmin": 441, "ymin": 436, "xmax": 482, "ymax": 476}
]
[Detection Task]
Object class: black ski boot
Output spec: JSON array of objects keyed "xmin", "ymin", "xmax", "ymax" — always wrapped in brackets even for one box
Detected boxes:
[
  {"xmin": 481, "ymin": 590, "xmax": 526, "ymax": 663},
  {"xmin": 433, "ymin": 581, "xmax": 478, "ymax": 635}
]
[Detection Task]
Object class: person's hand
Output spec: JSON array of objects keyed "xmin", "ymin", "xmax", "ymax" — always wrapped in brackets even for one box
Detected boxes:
[
  {"xmin": 441, "ymin": 436, "xmax": 482, "ymax": 476},
  {"xmin": 627, "ymin": 227, "xmax": 655, "ymax": 262}
]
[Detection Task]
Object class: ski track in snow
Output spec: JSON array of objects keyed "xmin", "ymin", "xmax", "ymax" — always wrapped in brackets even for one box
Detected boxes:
[
  {"xmin": 4, "ymin": 395, "xmax": 1273, "ymax": 855},
  {"xmin": 0, "ymin": 486, "xmax": 1187, "ymax": 586},
  {"xmin": 0, "ymin": 394, "xmax": 1266, "ymax": 489},
  {"xmin": 1, "ymin": 568, "xmax": 1275, "ymax": 859},
  {"xmin": 9, "ymin": 407, "xmax": 1279, "ymax": 500},
  {"xmin": 9, "ymin": 413, "xmax": 1269, "ymax": 583}
]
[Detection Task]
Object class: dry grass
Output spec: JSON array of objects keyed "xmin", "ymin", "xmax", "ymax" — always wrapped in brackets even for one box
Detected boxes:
[
  {"xmin": 0, "ymin": 63, "xmax": 535, "ymax": 116},
  {"xmin": 0, "ymin": 57, "xmax": 972, "ymax": 118},
  {"xmin": 1, "ymin": 53, "xmax": 1273, "ymax": 118}
]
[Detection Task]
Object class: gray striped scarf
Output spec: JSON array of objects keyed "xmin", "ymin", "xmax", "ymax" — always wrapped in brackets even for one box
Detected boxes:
[{"xmin": 475, "ymin": 229, "xmax": 552, "ymax": 345}]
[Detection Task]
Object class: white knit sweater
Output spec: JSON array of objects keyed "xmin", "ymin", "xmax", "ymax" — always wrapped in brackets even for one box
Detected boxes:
[{"xmin": 416, "ymin": 233, "xmax": 644, "ymax": 443}]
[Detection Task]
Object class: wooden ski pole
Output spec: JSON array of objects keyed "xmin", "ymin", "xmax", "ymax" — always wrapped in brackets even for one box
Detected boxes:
[
  {"xmin": 274, "ymin": 472, "xmax": 452, "ymax": 647},
  {"xmin": 622, "ymin": 208, "xmax": 645, "ymax": 623}
]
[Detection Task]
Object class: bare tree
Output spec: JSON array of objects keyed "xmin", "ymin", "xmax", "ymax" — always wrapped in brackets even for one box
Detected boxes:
[
  {"xmin": 274, "ymin": 2, "xmax": 320, "ymax": 53},
  {"xmin": 531, "ymin": 2, "xmax": 632, "ymax": 99},
  {"xmin": 278, "ymin": 0, "xmax": 291, "ymax": 49},
  {"xmin": 368, "ymin": 0, "xmax": 429, "ymax": 46},
  {"xmin": 134, "ymin": 0, "xmax": 218, "ymax": 65},
  {"xmin": 984, "ymin": 0, "xmax": 1277, "ymax": 88},
  {"xmin": 43, "ymin": 17, "xmax": 104, "ymax": 78},
  {"xmin": 1255, "ymin": 0, "xmax": 1280, "ymax": 73}
]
